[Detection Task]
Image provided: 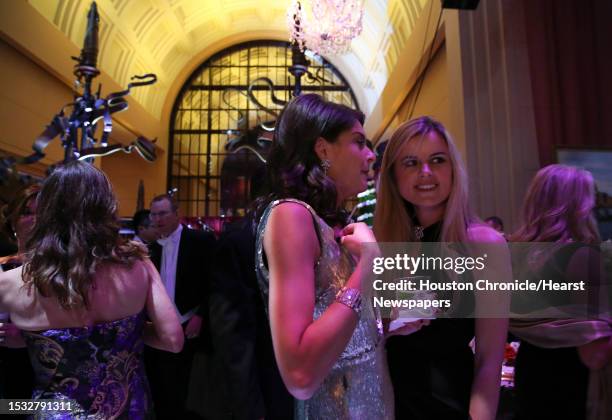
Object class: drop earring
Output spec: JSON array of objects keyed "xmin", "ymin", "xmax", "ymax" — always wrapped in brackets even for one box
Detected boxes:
[{"xmin": 321, "ymin": 159, "xmax": 331, "ymax": 175}]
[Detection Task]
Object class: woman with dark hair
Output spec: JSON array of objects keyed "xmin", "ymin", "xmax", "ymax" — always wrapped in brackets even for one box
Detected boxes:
[
  {"xmin": 254, "ymin": 94, "xmax": 395, "ymax": 418},
  {"xmin": 510, "ymin": 164, "xmax": 611, "ymax": 420},
  {"xmin": 0, "ymin": 161, "xmax": 183, "ymax": 419}
]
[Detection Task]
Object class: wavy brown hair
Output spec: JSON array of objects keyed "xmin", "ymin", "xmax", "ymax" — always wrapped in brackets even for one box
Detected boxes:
[
  {"xmin": 22, "ymin": 161, "xmax": 147, "ymax": 309},
  {"xmin": 253, "ymin": 94, "xmax": 364, "ymax": 226}
]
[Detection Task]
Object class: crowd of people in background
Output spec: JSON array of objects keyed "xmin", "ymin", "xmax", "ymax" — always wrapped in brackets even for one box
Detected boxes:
[{"xmin": 0, "ymin": 94, "xmax": 609, "ymax": 419}]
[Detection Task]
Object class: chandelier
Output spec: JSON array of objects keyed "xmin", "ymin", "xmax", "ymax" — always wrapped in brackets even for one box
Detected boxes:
[{"xmin": 287, "ymin": 0, "xmax": 364, "ymax": 56}]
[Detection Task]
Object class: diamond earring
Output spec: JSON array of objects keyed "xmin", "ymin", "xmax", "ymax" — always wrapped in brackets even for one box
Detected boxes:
[{"xmin": 321, "ymin": 159, "xmax": 331, "ymax": 174}]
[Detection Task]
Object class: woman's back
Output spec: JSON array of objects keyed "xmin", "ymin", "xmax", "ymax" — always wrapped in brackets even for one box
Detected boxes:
[
  {"xmin": 0, "ymin": 162, "xmax": 183, "ymax": 419},
  {"xmin": 5, "ymin": 258, "xmax": 150, "ymax": 332},
  {"xmin": 0, "ymin": 258, "xmax": 157, "ymax": 419}
]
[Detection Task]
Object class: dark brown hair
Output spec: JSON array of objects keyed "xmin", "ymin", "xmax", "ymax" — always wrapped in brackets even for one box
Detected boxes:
[
  {"xmin": 254, "ymin": 94, "xmax": 364, "ymax": 226},
  {"xmin": 1, "ymin": 184, "xmax": 40, "ymax": 240},
  {"xmin": 22, "ymin": 161, "xmax": 147, "ymax": 309}
]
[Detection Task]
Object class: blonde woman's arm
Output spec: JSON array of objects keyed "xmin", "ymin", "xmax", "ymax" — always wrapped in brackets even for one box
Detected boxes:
[
  {"xmin": 468, "ymin": 225, "xmax": 509, "ymax": 420},
  {"xmin": 469, "ymin": 317, "xmax": 507, "ymax": 420}
]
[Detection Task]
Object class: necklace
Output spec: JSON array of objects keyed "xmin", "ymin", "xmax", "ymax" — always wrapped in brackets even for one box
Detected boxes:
[{"xmin": 414, "ymin": 225, "xmax": 424, "ymax": 240}]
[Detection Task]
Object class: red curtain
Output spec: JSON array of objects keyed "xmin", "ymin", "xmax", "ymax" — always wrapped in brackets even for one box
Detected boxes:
[{"xmin": 523, "ymin": 0, "xmax": 612, "ymax": 165}]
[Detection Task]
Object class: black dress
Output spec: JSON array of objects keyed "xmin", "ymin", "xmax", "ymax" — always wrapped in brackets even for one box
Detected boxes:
[
  {"xmin": 386, "ymin": 222, "xmax": 475, "ymax": 420},
  {"xmin": 514, "ymin": 343, "xmax": 588, "ymax": 420},
  {"xmin": 513, "ymin": 244, "xmax": 596, "ymax": 420}
]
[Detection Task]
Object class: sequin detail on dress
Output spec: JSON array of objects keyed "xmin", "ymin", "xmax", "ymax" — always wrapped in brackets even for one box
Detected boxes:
[
  {"xmin": 255, "ymin": 199, "xmax": 393, "ymax": 419},
  {"xmin": 22, "ymin": 311, "xmax": 153, "ymax": 419}
]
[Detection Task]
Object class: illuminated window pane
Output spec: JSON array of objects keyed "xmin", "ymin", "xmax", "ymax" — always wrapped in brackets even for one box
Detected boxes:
[{"xmin": 169, "ymin": 40, "xmax": 358, "ymax": 217}]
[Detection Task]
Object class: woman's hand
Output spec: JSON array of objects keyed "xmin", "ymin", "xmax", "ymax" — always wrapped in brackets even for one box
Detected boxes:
[
  {"xmin": 340, "ymin": 223, "xmax": 379, "ymax": 259},
  {"xmin": 385, "ymin": 318, "xmax": 430, "ymax": 338},
  {"xmin": 0, "ymin": 322, "xmax": 26, "ymax": 348}
]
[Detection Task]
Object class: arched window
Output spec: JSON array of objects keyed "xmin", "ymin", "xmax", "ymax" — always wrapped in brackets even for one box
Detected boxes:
[{"xmin": 169, "ymin": 40, "xmax": 358, "ymax": 217}]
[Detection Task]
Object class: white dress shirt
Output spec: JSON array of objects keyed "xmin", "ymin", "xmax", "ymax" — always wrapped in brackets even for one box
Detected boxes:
[
  {"xmin": 157, "ymin": 225, "xmax": 199, "ymax": 323},
  {"xmin": 157, "ymin": 224, "xmax": 182, "ymax": 310}
]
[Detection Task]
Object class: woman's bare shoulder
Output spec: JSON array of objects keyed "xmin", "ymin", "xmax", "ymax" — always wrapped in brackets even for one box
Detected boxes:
[
  {"xmin": 267, "ymin": 202, "xmax": 318, "ymax": 241},
  {"xmin": 0, "ymin": 266, "xmax": 23, "ymax": 303},
  {"xmin": 265, "ymin": 202, "xmax": 320, "ymax": 263},
  {"xmin": 269, "ymin": 201, "xmax": 314, "ymax": 222}
]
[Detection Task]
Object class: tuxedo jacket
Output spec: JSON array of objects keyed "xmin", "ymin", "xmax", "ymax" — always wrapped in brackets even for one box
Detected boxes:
[
  {"xmin": 208, "ymin": 220, "xmax": 294, "ymax": 419},
  {"xmin": 149, "ymin": 225, "xmax": 217, "ymax": 319}
]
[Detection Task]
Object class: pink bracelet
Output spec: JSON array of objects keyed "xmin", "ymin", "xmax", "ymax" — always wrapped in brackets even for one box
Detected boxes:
[{"xmin": 335, "ymin": 287, "xmax": 362, "ymax": 314}]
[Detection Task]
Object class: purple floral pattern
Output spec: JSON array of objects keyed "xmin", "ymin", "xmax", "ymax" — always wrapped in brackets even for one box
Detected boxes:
[{"xmin": 22, "ymin": 311, "xmax": 153, "ymax": 419}]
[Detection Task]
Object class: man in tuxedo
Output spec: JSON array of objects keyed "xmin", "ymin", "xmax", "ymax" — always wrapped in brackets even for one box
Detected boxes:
[
  {"xmin": 208, "ymin": 218, "xmax": 294, "ymax": 419},
  {"xmin": 145, "ymin": 194, "xmax": 216, "ymax": 418}
]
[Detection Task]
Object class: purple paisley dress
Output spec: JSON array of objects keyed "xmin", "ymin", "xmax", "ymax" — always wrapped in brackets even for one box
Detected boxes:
[{"xmin": 22, "ymin": 311, "xmax": 153, "ymax": 419}]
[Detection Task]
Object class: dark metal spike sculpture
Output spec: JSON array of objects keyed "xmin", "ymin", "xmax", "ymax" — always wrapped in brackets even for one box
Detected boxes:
[
  {"xmin": 80, "ymin": 2, "xmax": 100, "ymax": 71},
  {"xmin": 0, "ymin": 1, "xmax": 158, "ymax": 185}
]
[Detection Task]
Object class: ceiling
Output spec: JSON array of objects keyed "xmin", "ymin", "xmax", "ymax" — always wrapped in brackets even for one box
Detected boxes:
[{"xmin": 28, "ymin": 0, "xmax": 428, "ymax": 119}]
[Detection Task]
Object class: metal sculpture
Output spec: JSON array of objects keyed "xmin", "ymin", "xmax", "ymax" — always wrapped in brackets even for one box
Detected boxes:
[{"xmin": 0, "ymin": 1, "xmax": 157, "ymax": 184}]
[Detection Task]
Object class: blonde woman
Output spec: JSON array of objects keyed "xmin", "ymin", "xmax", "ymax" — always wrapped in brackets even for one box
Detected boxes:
[
  {"xmin": 510, "ymin": 164, "xmax": 611, "ymax": 420},
  {"xmin": 374, "ymin": 116, "xmax": 508, "ymax": 420}
]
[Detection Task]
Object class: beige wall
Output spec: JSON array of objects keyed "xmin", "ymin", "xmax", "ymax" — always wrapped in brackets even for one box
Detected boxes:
[
  {"xmin": 0, "ymin": 1, "xmax": 166, "ymax": 217},
  {"xmin": 362, "ymin": 2, "xmax": 465, "ymax": 157},
  {"xmin": 100, "ymin": 149, "xmax": 167, "ymax": 217},
  {"xmin": 0, "ymin": 35, "xmax": 166, "ymax": 216},
  {"xmin": 377, "ymin": 44, "xmax": 452, "ymax": 148},
  {"xmin": 0, "ymin": 39, "xmax": 70, "ymax": 172},
  {"xmin": 445, "ymin": 1, "xmax": 540, "ymax": 231}
]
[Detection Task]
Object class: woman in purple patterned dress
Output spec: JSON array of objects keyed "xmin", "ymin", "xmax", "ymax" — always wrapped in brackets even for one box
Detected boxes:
[{"xmin": 0, "ymin": 161, "xmax": 184, "ymax": 419}]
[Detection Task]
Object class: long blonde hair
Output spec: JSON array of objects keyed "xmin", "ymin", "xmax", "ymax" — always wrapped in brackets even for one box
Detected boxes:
[
  {"xmin": 374, "ymin": 116, "xmax": 473, "ymax": 242},
  {"xmin": 511, "ymin": 164, "xmax": 600, "ymax": 243}
]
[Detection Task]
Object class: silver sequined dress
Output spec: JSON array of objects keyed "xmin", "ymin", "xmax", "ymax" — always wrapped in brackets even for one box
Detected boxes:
[{"xmin": 256, "ymin": 199, "xmax": 394, "ymax": 419}]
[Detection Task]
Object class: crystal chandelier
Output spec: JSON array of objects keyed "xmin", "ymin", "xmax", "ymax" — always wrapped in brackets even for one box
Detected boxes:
[{"xmin": 287, "ymin": 0, "xmax": 364, "ymax": 56}]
